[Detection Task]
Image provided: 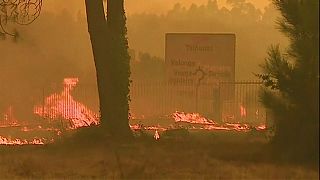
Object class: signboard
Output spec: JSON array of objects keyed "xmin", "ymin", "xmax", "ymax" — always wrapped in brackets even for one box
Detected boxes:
[{"xmin": 165, "ymin": 33, "xmax": 235, "ymax": 86}]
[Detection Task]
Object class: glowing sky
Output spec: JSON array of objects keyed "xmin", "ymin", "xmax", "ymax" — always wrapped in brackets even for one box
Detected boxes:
[
  {"xmin": 44, "ymin": 0, "xmax": 271, "ymax": 15},
  {"xmin": 125, "ymin": 0, "xmax": 271, "ymax": 14}
]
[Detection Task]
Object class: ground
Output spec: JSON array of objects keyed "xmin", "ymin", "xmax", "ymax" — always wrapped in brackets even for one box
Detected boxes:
[{"xmin": 0, "ymin": 130, "xmax": 319, "ymax": 179}]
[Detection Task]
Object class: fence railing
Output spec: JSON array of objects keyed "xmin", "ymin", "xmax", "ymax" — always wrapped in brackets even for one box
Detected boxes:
[
  {"xmin": 217, "ymin": 81, "xmax": 266, "ymax": 125},
  {"xmin": 130, "ymin": 81, "xmax": 266, "ymax": 125},
  {"xmin": 1, "ymin": 80, "xmax": 266, "ymax": 126}
]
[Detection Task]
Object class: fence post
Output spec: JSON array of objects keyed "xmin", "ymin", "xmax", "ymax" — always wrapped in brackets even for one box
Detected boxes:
[
  {"xmin": 42, "ymin": 87, "xmax": 45, "ymax": 122},
  {"xmin": 218, "ymin": 82, "xmax": 222, "ymax": 122},
  {"xmin": 195, "ymin": 84, "xmax": 199, "ymax": 113}
]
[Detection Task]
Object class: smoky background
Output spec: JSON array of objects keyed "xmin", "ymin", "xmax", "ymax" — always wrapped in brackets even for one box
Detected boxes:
[{"xmin": 0, "ymin": 0, "xmax": 287, "ymax": 123}]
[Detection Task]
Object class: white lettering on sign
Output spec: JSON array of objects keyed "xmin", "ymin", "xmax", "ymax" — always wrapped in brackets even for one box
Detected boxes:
[{"xmin": 165, "ymin": 33, "xmax": 235, "ymax": 86}]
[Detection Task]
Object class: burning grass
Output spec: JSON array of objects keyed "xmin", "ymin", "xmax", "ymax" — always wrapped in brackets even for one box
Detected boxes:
[
  {"xmin": 1, "ymin": 110, "xmax": 269, "ymax": 146},
  {"xmin": 1, "ymin": 77, "xmax": 268, "ymax": 146},
  {"xmin": 0, "ymin": 131, "xmax": 318, "ymax": 179},
  {"xmin": 0, "ymin": 78, "xmax": 317, "ymax": 178}
]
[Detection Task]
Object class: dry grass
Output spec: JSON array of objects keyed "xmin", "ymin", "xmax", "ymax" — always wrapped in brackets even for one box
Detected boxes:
[{"xmin": 0, "ymin": 130, "xmax": 318, "ymax": 179}]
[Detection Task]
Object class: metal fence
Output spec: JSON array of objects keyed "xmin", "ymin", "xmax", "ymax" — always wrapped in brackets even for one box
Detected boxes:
[
  {"xmin": 130, "ymin": 81, "xmax": 217, "ymax": 118},
  {"xmin": 130, "ymin": 80, "xmax": 266, "ymax": 125},
  {"xmin": 1, "ymin": 80, "xmax": 266, "ymax": 126},
  {"xmin": 217, "ymin": 81, "xmax": 266, "ymax": 125}
]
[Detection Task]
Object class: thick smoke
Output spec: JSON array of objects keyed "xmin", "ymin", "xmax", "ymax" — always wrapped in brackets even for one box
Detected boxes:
[
  {"xmin": 0, "ymin": 0, "xmax": 287, "ymax": 122},
  {"xmin": 0, "ymin": 10, "xmax": 97, "ymax": 122},
  {"xmin": 126, "ymin": 1, "xmax": 288, "ymax": 80}
]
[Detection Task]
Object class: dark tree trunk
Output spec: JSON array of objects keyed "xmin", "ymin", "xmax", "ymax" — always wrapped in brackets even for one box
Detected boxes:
[
  {"xmin": 105, "ymin": 0, "xmax": 132, "ymax": 138},
  {"xmin": 84, "ymin": 0, "xmax": 109, "ymax": 130},
  {"xmin": 85, "ymin": 0, "xmax": 132, "ymax": 139}
]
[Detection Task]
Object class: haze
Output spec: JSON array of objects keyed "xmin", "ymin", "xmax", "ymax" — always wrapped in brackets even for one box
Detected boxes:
[
  {"xmin": 1, "ymin": 0, "xmax": 286, "ymax": 121},
  {"xmin": 45, "ymin": 0, "xmax": 270, "ymax": 15},
  {"xmin": 0, "ymin": 1, "xmax": 318, "ymax": 179}
]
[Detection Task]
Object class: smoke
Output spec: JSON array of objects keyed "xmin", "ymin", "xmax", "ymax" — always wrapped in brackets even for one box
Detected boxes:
[
  {"xmin": 0, "ymin": 0, "xmax": 287, "ymax": 122},
  {"xmin": 41, "ymin": 0, "xmax": 270, "ymax": 16},
  {"xmin": 126, "ymin": 1, "xmax": 288, "ymax": 80},
  {"xmin": 0, "ymin": 10, "xmax": 97, "ymax": 121}
]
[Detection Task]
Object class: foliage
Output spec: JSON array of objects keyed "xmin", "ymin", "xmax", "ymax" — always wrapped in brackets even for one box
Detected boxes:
[
  {"xmin": 257, "ymin": 0, "xmax": 319, "ymax": 161},
  {"xmin": 0, "ymin": 0, "xmax": 43, "ymax": 37},
  {"xmin": 131, "ymin": 52, "xmax": 165, "ymax": 81}
]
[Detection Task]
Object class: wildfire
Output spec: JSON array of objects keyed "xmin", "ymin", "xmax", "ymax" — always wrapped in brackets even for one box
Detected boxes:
[
  {"xmin": 172, "ymin": 111, "xmax": 259, "ymax": 132},
  {"xmin": 240, "ymin": 104, "xmax": 247, "ymax": 117},
  {"xmin": 0, "ymin": 136, "xmax": 51, "ymax": 145},
  {"xmin": 172, "ymin": 111, "xmax": 215, "ymax": 125},
  {"xmin": 34, "ymin": 78, "xmax": 100, "ymax": 129},
  {"xmin": 255, "ymin": 124, "xmax": 267, "ymax": 131},
  {"xmin": 1, "ymin": 77, "xmax": 268, "ymax": 145},
  {"xmin": 0, "ymin": 106, "xmax": 18, "ymax": 127},
  {"xmin": 154, "ymin": 130, "xmax": 160, "ymax": 140},
  {"xmin": 1, "ymin": 78, "xmax": 102, "ymax": 146}
]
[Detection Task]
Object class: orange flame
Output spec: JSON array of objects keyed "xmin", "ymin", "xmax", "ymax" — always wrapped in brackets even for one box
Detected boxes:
[
  {"xmin": 0, "ymin": 136, "xmax": 51, "ymax": 145},
  {"xmin": 240, "ymin": 104, "xmax": 247, "ymax": 117},
  {"xmin": 34, "ymin": 78, "xmax": 100, "ymax": 129},
  {"xmin": 255, "ymin": 124, "xmax": 266, "ymax": 130},
  {"xmin": 0, "ymin": 106, "xmax": 18, "ymax": 127},
  {"xmin": 172, "ymin": 111, "xmax": 215, "ymax": 125},
  {"xmin": 172, "ymin": 111, "xmax": 254, "ymax": 132},
  {"xmin": 154, "ymin": 130, "xmax": 160, "ymax": 140}
]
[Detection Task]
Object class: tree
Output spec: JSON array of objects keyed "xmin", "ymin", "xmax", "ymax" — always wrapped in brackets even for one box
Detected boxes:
[
  {"xmin": 131, "ymin": 52, "xmax": 165, "ymax": 81},
  {"xmin": 85, "ymin": 0, "xmax": 132, "ymax": 139},
  {"xmin": 105, "ymin": 0, "xmax": 132, "ymax": 138},
  {"xmin": 258, "ymin": 0, "xmax": 319, "ymax": 160},
  {"xmin": 0, "ymin": 0, "xmax": 42, "ymax": 37}
]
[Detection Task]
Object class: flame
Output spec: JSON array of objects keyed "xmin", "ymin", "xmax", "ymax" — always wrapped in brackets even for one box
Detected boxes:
[
  {"xmin": 0, "ymin": 106, "xmax": 18, "ymax": 127},
  {"xmin": 154, "ymin": 130, "xmax": 160, "ymax": 140},
  {"xmin": 0, "ymin": 136, "xmax": 51, "ymax": 145},
  {"xmin": 20, "ymin": 126, "xmax": 61, "ymax": 134},
  {"xmin": 240, "ymin": 104, "xmax": 247, "ymax": 117},
  {"xmin": 172, "ymin": 111, "xmax": 215, "ymax": 125},
  {"xmin": 1, "ymin": 77, "xmax": 268, "ymax": 146},
  {"xmin": 129, "ymin": 113, "xmax": 145, "ymax": 120},
  {"xmin": 255, "ymin": 124, "xmax": 266, "ymax": 130},
  {"xmin": 34, "ymin": 78, "xmax": 100, "ymax": 129},
  {"xmin": 129, "ymin": 124, "xmax": 141, "ymax": 130},
  {"xmin": 172, "ymin": 111, "xmax": 257, "ymax": 132},
  {"xmin": 1, "ymin": 78, "xmax": 99, "ymax": 146}
]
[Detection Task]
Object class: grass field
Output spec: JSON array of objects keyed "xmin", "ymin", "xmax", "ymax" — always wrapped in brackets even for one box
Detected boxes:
[{"xmin": 0, "ymin": 130, "xmax": 319, "ymax": 179}]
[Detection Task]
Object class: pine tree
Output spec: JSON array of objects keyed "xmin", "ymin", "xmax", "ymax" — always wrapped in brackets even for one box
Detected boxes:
[{"xmin": 258, "ymin": 0, "xmax": 319, "ymax": 160}]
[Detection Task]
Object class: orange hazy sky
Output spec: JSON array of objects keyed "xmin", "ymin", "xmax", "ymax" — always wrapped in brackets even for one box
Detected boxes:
[
  {"xmin": 44, "ymin": 0, "xmax": 271, "ymax": 15},
  {"xmin": 125, "ymin": 0, "xmax": 271, "ymax": 14}
]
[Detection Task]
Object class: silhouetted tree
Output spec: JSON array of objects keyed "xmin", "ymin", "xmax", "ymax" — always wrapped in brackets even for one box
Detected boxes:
[
  {"xmin": 85, "ymin": 0, "xmax": 132, "ymax": 139},
  {"xmin": 105, "ymin": 0, "xmax": 132, "ymax": 138},
  {"xmin": 0, "ymin": 0, "xmax": 42, "ymax": 37},
  {"xmin": 258, "ymin": 0, "xmax": 319, "ymax": 161},
  {"xmin": 131, "ymin": 52, "xmax": 165, "ymax": 81}
]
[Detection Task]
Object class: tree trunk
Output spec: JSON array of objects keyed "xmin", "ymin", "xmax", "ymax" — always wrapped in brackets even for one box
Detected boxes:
[
  {"xmin": 105, "ymin": 0, "xmax": 132, "ymax": 138},
  {"xmin": 85, "ymin": 0, "xmax": 132, "ymax": 139}
]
